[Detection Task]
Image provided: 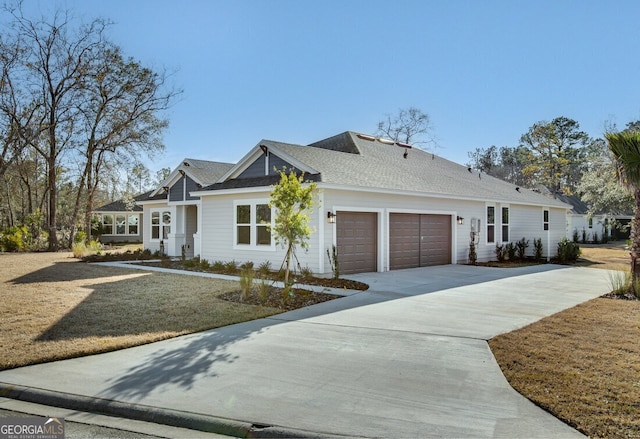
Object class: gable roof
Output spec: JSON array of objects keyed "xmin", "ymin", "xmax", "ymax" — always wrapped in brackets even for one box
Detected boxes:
[
  {"xmin": 201, "ymin": 131, "xmax": 567, "ymax": 208},
  {"xmin": 94, "ymin": 191, "xmax": 151, "ymax": 212},
  {"xmin": 145, "ymin": 158, "xmax": 234, "ymax": 199}
]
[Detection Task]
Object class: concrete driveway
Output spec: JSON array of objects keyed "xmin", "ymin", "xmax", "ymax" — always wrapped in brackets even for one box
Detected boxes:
[{"xmin": 0, "ymin": 264, "xmax": 613, "ymax": 438}]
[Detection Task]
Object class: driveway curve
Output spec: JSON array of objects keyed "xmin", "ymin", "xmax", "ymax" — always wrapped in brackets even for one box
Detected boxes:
[{"xmin": 0, "ymin": 264, "xmax": 612, "ymax": 438}]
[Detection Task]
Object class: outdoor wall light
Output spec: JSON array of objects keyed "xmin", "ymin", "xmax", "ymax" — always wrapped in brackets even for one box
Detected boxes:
[
  {"xmin": 457, "ymin": 216, "xmax": 464, "ymax": 225},
  {"xmin": 327, "ymin": 211, "xmax": 337, "ymax": 224}
]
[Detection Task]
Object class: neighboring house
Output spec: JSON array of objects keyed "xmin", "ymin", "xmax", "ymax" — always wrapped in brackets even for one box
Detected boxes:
[
  {"xmin": 137, "ymin": 131, "xmax": 570, "ymax": 275},
  {"xmin": 537, "ymin": 187, "xmax": 631, "ymax": 242},
  {"xmin": 136, "ymin": 158, "xmax": 235, "ymax": 258},
  {"xmin": 93, "ymin": 192, "xmax": 149, "ymax": 243}
]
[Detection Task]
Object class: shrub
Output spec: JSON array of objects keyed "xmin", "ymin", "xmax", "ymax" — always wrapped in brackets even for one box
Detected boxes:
[
  {"xmin": 259, "ymin": 277, "xmax": 269, "ymax": 305},
  {"xmin": 495, "ymin": 244, "xmax": 506, "ymax": 262},
  {"xmin": 533, "ymin": 238, "xmax": 543, "ymax": 261},
  {"xmin": 506, "ymin": 242, "xmax": 516, "ymax": 260},
  {"xmin": 224, "ymin": 260, "xmax": 239, "ymax": 274},
  {"xmin": 557, "ymin": 238, "xmax": 581, "ymax": 263},
  {"xmin": 608, "ymin": 271, "xmax": 630, "ymax": 296},
  {"xmin": 516, "ymin": 237, "xmax": 529, "ymax": 260},
  {"xmin": 239, "ymin": 267, "xmax": 254, "ymax": 301},
  {"xmin": 581, "ymin": 228, "xmax": 587, "ymax": 244},
  {"xmin": 258, "ymin": 260, "xmax": 272, "ymax": 276},
  {"xmin": 592, "ymin": 231, "xmax": 599, "ymax": 244},
  {"xmin": 0, "ymin": 226, "xmax": 25, "ymax": 252},
  {"xmin": 572, "ymin": 229, "xmax": 579, "ymax": 243},
  {"xmin": 240, "ymin": 261, "xmax": 254, "ymax": 271},
  {"xmin": 326, "ymin": 245, "xmax": 340, "ymax": 279},
  {"xmin": 300, "ymin": 265, "xmax": 313, "ymax": 279},
  {"xmin": 72, "ymin": 241, "xmax": 89, "ymax": 258},
  {"xmin": 211, "ymin": 260, "xmax": 225, "ymax": 272},
  {"xmin": 74, "ymin": 230, "xmax": 87, "ymax": 244},
  {"xmin": 88, "ymin": 240, "xmax": 102, "ymax": 253},
  {"xmin": 201, "ymin": 259, "xmax": 212, "ymax": 270},
  {"xmin": 468, "ymin": 240, "xmax": 477, "ymax": 265}
]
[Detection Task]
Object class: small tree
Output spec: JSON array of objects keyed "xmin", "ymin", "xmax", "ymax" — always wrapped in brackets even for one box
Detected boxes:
[{"xmin": 269, "ymin": 168, "xmax": 317, "ymax": 295}]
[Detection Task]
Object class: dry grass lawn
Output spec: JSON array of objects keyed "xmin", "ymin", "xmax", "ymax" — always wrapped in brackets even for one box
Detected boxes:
[
  {"xmin": 0, "ymin": 252, "xmax": 282, "ymax": 370},
  {"xmin": 491, "ymin": 242, "xmax": 640, "ymax": 438}
]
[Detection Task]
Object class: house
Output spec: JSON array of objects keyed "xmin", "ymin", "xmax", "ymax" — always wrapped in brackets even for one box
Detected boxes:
[
  {"xmin": 137, "ymin": 131, "xmax": 570, "ymax": 274},
  {"xmin": 136, "ymin": 158, "xmax": 235, "ymax": 258},
  {"xmin": 93, "ymin": 192, "xmax": 151, "ymax": 243},
  {"xmin": 536, "ymin": 187, "xmax": 631, "ymax": 242}
]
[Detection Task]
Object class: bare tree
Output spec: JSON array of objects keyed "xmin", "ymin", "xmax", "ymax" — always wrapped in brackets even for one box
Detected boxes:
[
  {"xmin": 376, "ymin": 107, "xmax": 436, "ymax": 149},
  {"xmin": 71, "ymin": 44, "xmax": 180, "ymax": 240}
]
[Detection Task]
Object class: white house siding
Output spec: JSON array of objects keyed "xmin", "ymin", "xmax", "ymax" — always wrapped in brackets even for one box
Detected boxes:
[
  {"xmin": 198, "ymin": 191, "xmax": 323, "ymax": 274},
  {"xmin": 195, "ymin": 187, "xmax": 568, "ymax": 276},
  {"xmin": 567, "ymin": 214, "xmax": 608, "ymax": 242},
  {"xmin": 322, "ymin": 189, "xmax": 568, "ymax": 272}
]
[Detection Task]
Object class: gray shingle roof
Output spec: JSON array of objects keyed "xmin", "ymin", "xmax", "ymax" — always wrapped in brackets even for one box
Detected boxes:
[
  {"xmin": 94, "ymin": 191, "xmax": 152, "ymax": 212},
  {"xmin": 183, "ymin": 158, "xmax": 234, "ymax": 186},
  {"xmin": 257, "ymin": 131, "xmax": 567, "ymax": 208}
]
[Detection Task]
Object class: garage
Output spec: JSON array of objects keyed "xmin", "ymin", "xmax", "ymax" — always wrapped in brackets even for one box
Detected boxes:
[
  {"xmin": 336, "ymin": 211, "xmax": 377, "ymax": 274},
  {"xmin": 389, "ymin": 213, "xmax": 452, "ymax": 270}
]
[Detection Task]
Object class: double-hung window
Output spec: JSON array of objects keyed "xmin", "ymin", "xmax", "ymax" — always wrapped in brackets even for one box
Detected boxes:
[
  {"xmin": 151, "ymin": 210, "xmax": 171, "ymax": 240},
  {"xmin": 501, "ymin": 206, "xmax": 510, "ymax": 243},
  {"xmin": 235, "ymin": 201, "xmax": 273, "ymax": 249},
  {"xmin": 543, "ymin": 209, "xmax": 549, "ymax": 231},
  {"xmin": 487, "ymin": 205, "xmax": 495, "ymax": 244}
]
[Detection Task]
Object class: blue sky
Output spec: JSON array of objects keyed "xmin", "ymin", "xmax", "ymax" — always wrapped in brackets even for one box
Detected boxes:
[{"xmin": 24, "ymin": 0, "xmax": 640, "ymax": 172}]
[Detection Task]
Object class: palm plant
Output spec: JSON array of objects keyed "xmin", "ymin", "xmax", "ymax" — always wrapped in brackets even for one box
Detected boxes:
[{"xmin": 606, "ymin": 129, "xmax": 640, "ymax": 286}]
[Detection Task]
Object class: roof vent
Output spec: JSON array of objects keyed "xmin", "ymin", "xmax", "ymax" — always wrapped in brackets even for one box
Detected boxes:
[
  {"xmin": 467, "ymin": 167, "xmax": 473, "ymax": 173},
  {"xmin": 516, "ymin": 187, "xmax": 521, "ymax": 192},
  {"xmin": 357, "ymin": 134, "xmax": 376, "ymax": 141},
  {"xmin": 395, "ymin": 142, "xmax": 412, "ymax": 149},
  {"xmin": 378, "ymin": 138, "xmax": 395, "ymax": 145}
]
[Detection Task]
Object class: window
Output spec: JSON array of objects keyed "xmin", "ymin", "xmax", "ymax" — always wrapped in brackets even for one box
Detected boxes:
[
  {"xmin": 235, "ymin": 201, "xmax": 273, "ymax": 248},
  {"xmin": 543, "ymin": 210, "xmax": 549, "ymax": 231},
  {"xmin": 102, "ymin": 214, "xmax": 114, "ymax": 234},
  {"xmin": 487, "ymin": 206, "xmax": 495, "ymax": 244},
  {"xmin": 116, "ymin": 214, "xmax": 126, "ymax": 235},
  {"xmin": 128, "ymin": 214, "xmax": 139, "ymax": 235},
  {"xmin": 501, "ymin": 207, "xmax": 509, "ymax": 243},
  {"xmin": 98, "ymin": 213, "xmax": 140, "ymax": 236},
  {"xmin": 236, "ymin": 205, "xmax": 251, "ymax": 245},
  {"xmin": 151, "ymin": 210, "xmax": 171, "ymax": 240},
  {"xmin": 588, "ymin": 218, "xmax": 593, "ymax": 229}
]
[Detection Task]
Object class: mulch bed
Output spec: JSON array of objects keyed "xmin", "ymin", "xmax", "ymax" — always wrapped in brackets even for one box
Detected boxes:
[
  {"xmin": 219, "ymin": 286, "xmax": 340, "ymax": 311},
  {"xmin": 137, "ymin": 259, "xmax": 370, "ymax": 291}
]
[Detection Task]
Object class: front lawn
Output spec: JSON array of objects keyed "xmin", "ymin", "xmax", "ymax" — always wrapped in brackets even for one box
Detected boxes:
[{"xmin": 0, "ymin": 252, "xmax": 339, "ymax": 370}]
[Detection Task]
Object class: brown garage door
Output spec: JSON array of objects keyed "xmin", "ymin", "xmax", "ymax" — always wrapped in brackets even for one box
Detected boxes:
[
  {"xmin": 336, "ymin": 211, "xmax": 377, "ymax": 274},
  {"xmin": 390, "ymin": 213, "xmax": 451, "ymax": 270}
]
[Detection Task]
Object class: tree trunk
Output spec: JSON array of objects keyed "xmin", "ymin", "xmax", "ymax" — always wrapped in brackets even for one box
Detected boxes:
[{"xmin": 631, "ymin": 188, "xmax": 640, "ymax": 291}]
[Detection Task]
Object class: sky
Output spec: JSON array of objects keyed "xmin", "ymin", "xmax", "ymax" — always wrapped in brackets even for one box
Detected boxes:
[{"xmin": 18, "ymin": 0, "xmax": 640, "ymax": 173}]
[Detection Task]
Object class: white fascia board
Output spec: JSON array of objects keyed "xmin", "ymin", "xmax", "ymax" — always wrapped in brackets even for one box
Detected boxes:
[
  {"xmin": 217, "ymin": 146, "xmax": 263, "ymax": 182},
  {"xmin": 191, "ymin": 186, "xmax": 273, "ymax": 198},
  {"xmin": 150, "ymin": 159, "xmax": 206, "ymax": 197},
  {"xmin": 317, "ymin": 183, "xmax": 571, "ymax": 209},
  {"xmin": 135, "ymin": 199, "xmax": 169, "ymax": 206}
]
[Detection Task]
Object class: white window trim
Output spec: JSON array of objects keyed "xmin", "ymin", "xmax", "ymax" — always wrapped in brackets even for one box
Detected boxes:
[
  {"xmin": 486, "ymin": 204, "xmax": 496, "ymax": 245},
  {"xmin": 500, "ymin": 205, "xmax": 510, "ymax": 243},
  {"xmin": 233, "ymin": 199, "xmax": 276, "ymax": 251},
  {"xmin": 543, "ymin": 208, "xmax": 550, "ymax": 231},
  {"xmin": 149, "ymin": 208, "xmax": 172, "ymax": 242},
  {"xmin": 99, "ymin": 213, "xmax": 141, "ymax": 236}
]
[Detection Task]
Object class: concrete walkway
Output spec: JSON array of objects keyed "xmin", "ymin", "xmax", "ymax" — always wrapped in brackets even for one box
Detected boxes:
[{"xmin": 0, "ymin": 264, "xmax": 613, "ymax": 438}]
